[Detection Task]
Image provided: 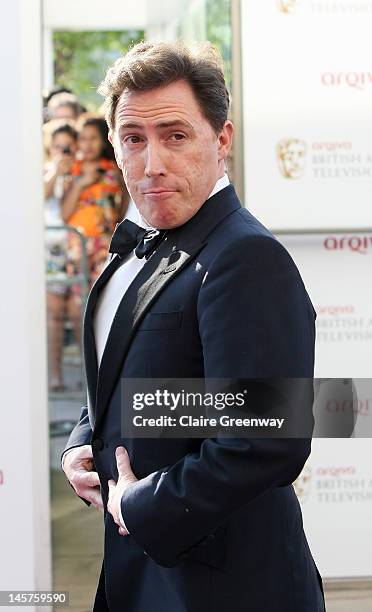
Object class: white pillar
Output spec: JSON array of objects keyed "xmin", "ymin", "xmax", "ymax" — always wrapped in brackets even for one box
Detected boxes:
[
  {"xmin": 42, "ymin": 26, "xmax": 55, "ymax": 91},
  {"xmin": 0, "ymin": 0, "xmax": 52, "ymax": 606}
]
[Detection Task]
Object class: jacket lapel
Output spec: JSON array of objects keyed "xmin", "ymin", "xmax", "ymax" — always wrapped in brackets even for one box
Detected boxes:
[
  {"xmin": 94, "ymin": 237, "xmax": 205, "ymax": 430},
  {"xmin": 91, "ymin": 185, "xmax": 242, "ymax": 430}
]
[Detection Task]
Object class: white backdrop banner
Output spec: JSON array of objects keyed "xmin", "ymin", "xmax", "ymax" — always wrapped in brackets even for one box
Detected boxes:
[
  {"xmin": 240, "ymin": 0, "xmax": 372, "ymax": 579},
  {"xmin": 279, "ymin": 233, "xmax": 372, "ymax": 578},
  {"xmin": 241, "ymin": 0, "xmax": 372, "ymax": 230}
]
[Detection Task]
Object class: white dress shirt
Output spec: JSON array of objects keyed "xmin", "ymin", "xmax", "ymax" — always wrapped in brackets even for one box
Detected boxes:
[{"xmin": 64, "ymin": 174, "xmax": 230, "ymax": 530}]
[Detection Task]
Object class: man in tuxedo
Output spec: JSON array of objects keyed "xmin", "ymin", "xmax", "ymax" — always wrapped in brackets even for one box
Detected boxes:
[{"xmin": 62, "ymin": 41, "xmax": 325, "ymax": 611}]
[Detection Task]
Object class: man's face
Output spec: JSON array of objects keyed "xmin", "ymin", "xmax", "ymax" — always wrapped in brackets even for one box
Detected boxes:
[{"xmin": 110, "ymin": 80, "xmax": 233, "ymax": 229}]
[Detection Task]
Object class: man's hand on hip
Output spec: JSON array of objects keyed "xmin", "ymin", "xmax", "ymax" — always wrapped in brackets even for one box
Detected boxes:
[
  {"xmin": 107, "ymin": 447, "xmax": 138, "ymax": 536},
  {"xmin": 63, "ymin": 445, "xmax": 103, "ymax": 513}
]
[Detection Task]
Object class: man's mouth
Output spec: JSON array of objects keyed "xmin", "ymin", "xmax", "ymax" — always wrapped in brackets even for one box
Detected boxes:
[
  {"xmin": 143, "ymin": 188, "xmax": 177, "ymax": 195},
  {"xmin": 142, "ymin": 188, "xmax": 178, "ymax": 200}
]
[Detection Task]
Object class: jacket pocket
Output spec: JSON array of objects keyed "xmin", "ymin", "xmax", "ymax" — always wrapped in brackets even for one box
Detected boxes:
[
  {"xmin": 179, "ymin": 525, "xmax": 227, "ymax": 569},
  {"xmin": 138, "ymin": 311, "xmax": 183, "ymax": 331}
]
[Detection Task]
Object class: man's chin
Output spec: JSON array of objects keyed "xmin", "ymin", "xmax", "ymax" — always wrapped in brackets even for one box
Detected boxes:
[{"xmin": 140, "ymin": 211, "xmax": 181, "ymax": 230}]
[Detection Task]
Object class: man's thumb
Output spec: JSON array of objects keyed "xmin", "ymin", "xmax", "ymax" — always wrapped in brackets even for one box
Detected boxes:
[{"xmin": 116, "ymin": 446, "xmax": 131, "ymax": 477}]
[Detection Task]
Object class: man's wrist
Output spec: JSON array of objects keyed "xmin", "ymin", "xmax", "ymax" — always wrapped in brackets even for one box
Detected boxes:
[
  {"xmin": 61, "ymin": 447, "xmax": 77, "ymax": 469},
  {"xmin": 61, "ymin": 445, "xmax": 90, "ymax": 469}
]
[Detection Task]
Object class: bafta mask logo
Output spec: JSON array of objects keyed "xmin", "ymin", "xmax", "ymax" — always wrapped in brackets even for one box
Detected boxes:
[
  {"xmin": 277, "ymin": 0, "xmax": 299, "ymax": 14},
  {"xmin": 293, "ymin": 464, "xmax": 312, "ymax": 503},
  {"xmin": 277, "ymin": 139, "xmax": 307, "ymax": 179}
]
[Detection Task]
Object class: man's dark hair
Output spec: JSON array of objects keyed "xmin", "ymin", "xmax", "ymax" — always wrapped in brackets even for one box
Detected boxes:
[{"xmin": 98, "ymin": 41, "xmax": 230, "ymax": 135}]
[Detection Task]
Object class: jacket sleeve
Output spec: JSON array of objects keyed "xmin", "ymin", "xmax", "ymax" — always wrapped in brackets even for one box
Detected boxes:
[
  {"xmin": 120, "ymin": 234, "xmax": 316, "ymax": 567},
  {"xmin": 62, "ymin": 404, "xmax": 93, "ymax": 456},
  {"xmin": 61, "ymin": 404, "xmax": 94, "ymax": 507}
]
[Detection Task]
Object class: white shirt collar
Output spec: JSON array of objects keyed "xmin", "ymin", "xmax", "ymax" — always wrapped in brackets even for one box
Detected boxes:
[
  {"xmin": 137, "ymin": 173, "xmax": 230, "ymax": 230},
  {"xmin": 207, "ymin": 173, "xmax": 230, "ymax": 199}
]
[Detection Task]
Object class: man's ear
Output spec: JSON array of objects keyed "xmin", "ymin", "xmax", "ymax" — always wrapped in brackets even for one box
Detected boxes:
[{"xmin": 217, "ymin": 120, "xmax": 234, "ymax": 162}]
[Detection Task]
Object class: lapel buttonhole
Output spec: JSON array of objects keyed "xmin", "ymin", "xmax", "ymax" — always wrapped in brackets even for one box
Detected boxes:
[
  {"xmin": 162, "ymin": 263, "xmax": 177, "ymax": 274},
  {"xmin": 168, "ymin": 250, "xmax": 181, "ymax": 264}
]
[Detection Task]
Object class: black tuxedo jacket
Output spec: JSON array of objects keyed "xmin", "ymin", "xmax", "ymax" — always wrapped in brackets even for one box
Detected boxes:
[{"xmin": 64, "ymin": 185, "xmax": 325, "ymax": 612}]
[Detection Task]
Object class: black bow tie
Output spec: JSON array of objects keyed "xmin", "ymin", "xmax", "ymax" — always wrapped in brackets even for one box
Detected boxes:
[{"xmin": 109, "ymin": 219, "xmax": 167, "ymax": 260}]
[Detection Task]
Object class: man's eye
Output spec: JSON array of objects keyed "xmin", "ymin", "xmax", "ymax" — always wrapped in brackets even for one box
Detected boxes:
[
  {"xmin": 169, "ymin": 133, "xmax": 186, "ymax": 141},
  {"xmin": 124, "ymin": 135, "xmax": 142, "ymax": 144}
]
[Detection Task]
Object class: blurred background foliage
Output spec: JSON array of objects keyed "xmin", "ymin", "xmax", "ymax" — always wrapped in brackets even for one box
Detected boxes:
[
  {"xmin": 52, "ymin": 0, "xmax": 231, "ymax": 112},
  {"xmin": 53, "ymin": 30, "xmax": 144, "ymax": 111},
  {"xmin": 178, "ymin": 0, "xmax": 231, "ymax": 90},
  {"xmin": 206, "ymin": 0, "xmax": 231, "ymax": 89}
]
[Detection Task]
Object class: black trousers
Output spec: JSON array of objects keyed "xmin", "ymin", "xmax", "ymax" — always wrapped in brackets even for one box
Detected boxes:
[{"xmin": 93, "ymin": 563, "xmax": 109, "ymax": 611}]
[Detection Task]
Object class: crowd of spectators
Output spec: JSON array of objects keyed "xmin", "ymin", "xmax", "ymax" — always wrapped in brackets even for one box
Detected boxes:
[{"xmin": 43, "ymin": 88, "xmax": 132, "ymax": 392}]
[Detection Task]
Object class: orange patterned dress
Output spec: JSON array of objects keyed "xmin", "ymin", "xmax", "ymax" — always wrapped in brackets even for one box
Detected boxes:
[{"xmin": 66, "ymin": 158, "xmax": 123, "ymax": 288}]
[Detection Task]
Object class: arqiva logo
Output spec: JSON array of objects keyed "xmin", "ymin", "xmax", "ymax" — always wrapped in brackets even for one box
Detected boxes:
[
  {"xmin": 321, "ymin": 72, "xmax": 372, "ymax": 90},
  {"xmin": 316, "ymin": 466, "xmax": 356, "ymax": 477},
  {"xmin": 324, "ymin": 235, "xmax": 372, "ymax": 254}
]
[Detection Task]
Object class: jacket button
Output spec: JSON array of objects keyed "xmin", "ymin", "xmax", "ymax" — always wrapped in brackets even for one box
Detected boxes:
[{"xmin": 92, "ymin": 438, "xmax": 104, "ymax": 451}]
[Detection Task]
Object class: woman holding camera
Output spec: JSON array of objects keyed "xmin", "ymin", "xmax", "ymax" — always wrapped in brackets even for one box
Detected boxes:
[{"xmin": 44, "ymin": 121, "xmax": 78, "ymax": 392}]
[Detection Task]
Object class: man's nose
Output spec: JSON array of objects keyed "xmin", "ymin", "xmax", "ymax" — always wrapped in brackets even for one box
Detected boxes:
[{"xmin": 144, "ymin": 143, "xmax": 167, "ymax": 177}]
